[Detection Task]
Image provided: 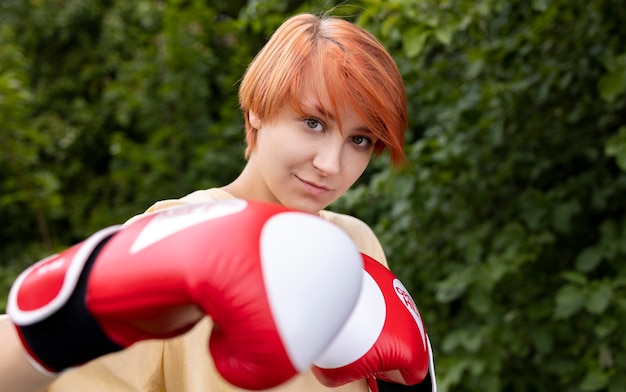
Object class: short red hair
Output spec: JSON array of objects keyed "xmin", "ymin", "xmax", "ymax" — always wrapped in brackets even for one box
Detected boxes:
[{"xmin": 238, "ymin": 13, "xmax": 407, "ymax": 166}]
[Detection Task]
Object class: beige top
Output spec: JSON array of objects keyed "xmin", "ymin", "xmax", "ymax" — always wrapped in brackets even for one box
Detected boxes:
[{"xmin": 29, "ymin": 189, "xmax": 389, "ymax": 391}]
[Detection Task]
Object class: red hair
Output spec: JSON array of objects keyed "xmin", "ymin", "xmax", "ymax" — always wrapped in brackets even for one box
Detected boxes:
[{"xmin": 238, "ymin": 13, "xmax": 407, "ymax": 166}]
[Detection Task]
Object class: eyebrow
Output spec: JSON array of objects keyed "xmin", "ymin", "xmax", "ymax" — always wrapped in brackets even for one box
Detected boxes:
[
  {"xmin": 312, "ymin": 104, "xmax": 335, "ymax": 121},
  {"xmin": 305, "ymin": 102, "xmax": 374, "ymax": 136}
]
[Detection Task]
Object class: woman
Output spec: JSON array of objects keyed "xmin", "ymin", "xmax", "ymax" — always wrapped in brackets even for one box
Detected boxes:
[{"xmin": 1, "ymin": 12, "xmax": 431, "ymax": 391}]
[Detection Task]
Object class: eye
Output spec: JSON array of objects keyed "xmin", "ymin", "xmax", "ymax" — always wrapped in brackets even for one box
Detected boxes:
[
  {"xmin": 304, "ymin": 118, "xmax": 324, "ymax": 132},
  {"xmin": 352, "ymin": 135, "xmax": 373, "ymax": 148}
]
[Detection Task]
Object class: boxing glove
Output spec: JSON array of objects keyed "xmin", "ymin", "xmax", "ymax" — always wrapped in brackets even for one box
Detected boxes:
[
  {"xmin": 312, "ymin": 254, "xmax": 435, "ymax": 391},
  {"xmin": 8, "ymin": 199, "xmax": 364, "ymax": 390}
]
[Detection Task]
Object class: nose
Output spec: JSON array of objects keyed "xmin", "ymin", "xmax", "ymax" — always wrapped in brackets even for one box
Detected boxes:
[{"xmin": 312, "ymin": 140, "xmax": 342, "ymax": 176}]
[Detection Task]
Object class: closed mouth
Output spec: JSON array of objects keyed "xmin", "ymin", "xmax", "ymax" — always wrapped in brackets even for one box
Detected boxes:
[{"xmin": 296, "ymin": 175, "xmax": 332, "ymax": 192}]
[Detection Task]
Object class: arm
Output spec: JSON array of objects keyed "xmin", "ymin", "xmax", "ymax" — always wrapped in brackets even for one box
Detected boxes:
[
  {"xmin": 0, "ymin": 316, "xmax": 56, "ymax": 392},
  {"xmin": 321, "ymin": 214, "xmax": 437, "ymax": 391},
  {"xmin": 4, "ymin": 200, "xmax": 363, "ymax": 390},
  {"xmin": 312, "ymin": 254, "xmax": 436, "ymax": 392}
]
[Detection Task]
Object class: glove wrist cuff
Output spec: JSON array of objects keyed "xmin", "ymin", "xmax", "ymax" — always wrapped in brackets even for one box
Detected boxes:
[{"xmin": 8, "ymin": 226, "xmax": 123, "ymax": 372}]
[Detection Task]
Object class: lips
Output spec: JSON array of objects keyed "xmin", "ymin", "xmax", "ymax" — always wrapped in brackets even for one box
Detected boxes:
[{"xmin": 296, "ymin": 175, "xmax": 332, "ymax": 195}]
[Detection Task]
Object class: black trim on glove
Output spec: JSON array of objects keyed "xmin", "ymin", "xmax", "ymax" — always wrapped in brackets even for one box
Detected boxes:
[
  {"xmin": 17, "ymin": 237, "xmax": 123, "ymax": 372},
  {"xmin": 376, "ymin": 369, "xmax": 433, "ymax": 392}
]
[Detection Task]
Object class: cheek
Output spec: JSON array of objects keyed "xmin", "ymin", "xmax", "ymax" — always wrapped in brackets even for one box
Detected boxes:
[
  {"xmin": 256, "ymin": 128, "xmax": 283, "ymax": 158},
  {"xmin": 342, "ymin": 152, "xmax": 371, "ymax": 184},
  {"xmin": 256, "ymin": 128, "xmax": 302, "ymax": 167}
]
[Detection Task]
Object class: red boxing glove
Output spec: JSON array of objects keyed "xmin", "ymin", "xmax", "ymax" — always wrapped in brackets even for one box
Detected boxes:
[
  {"xmin": 312, "ymin": 254, "xmax": 434, "ymax": 391},
  {"xmin": 8, "ymin": 200, "xmax": 364, "ymax": 390}
]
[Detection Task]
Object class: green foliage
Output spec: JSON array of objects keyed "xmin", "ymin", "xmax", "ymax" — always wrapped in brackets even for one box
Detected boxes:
[
  {"xmin": 2, "ymin": 0, "xmax": 626, "ymax": 390},
  {"xmin": 334, "ymin": 0, "xmax": 626, "ymax": 390},
  {"xmin": 0, "ymin": 20, "xmax": 67, "ymax": 305}
]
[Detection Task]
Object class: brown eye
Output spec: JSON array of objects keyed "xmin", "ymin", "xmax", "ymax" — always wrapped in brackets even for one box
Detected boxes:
[
  {"xmin": 352, "ymin": 135, "xmax": 372, "ymax": 147},
  {"xmin": 304, "ymin": 118, "xmax": 323, "ymax": 131}
]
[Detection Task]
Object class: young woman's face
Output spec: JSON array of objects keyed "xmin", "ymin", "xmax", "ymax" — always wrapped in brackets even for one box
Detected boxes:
[{"xmin": 248, "ymin": 97, "xmax": 377, "ymax": 214}]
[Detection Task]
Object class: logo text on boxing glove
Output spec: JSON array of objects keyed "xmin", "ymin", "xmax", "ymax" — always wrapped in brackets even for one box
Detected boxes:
[
  {"xmin": 130, "ymin": 200, "xmax": 248, "ymax": 254},
  {"xmin": 393, "ymin": 279, "xmax": 427, "ymax": 350}
]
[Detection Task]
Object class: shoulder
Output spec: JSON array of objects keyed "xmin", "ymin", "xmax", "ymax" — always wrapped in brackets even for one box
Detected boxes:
[
  {"xmin": 319, "ymin": 210, "xmax": 388, "ymax": 267},
  {"xmin": 151, "ymin": 188, "xmax": 236, "ymax": 210},
  {"xmin": 124, "ymin": 188, "xmax": 235, "ymax": 225}
]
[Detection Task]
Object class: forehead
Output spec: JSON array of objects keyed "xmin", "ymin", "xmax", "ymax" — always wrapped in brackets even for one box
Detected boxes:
[
  {"xmin": 290, "ymin": 72, "xmax": 358, "ymax": 119},
  {"xmin": 268, "ymin": 54, "xmax": 376, "ymax": 136}
]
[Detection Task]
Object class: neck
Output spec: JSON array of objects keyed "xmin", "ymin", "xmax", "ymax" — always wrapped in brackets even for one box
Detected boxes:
[{"xmin": 221, "ymin": 157, "xmax": 277, "ymax": 204}]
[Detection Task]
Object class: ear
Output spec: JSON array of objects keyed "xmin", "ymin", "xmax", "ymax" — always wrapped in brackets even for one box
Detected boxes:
[{"xmin": 248, "ymin": 110, "xmax": 263, "ymax": 130}]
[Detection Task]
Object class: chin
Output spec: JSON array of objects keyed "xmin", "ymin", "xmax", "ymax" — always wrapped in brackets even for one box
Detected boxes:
[{"xmin": 281, "ymin": 199, "xmax": 326, "ymax": 215}]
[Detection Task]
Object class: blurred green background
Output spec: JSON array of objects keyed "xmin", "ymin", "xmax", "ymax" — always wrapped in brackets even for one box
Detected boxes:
[{"xmin": 1, "ymin": 0, "xmax": 626, "ymax": 390}]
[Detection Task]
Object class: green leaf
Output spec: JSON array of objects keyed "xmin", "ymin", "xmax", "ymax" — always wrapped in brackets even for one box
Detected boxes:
[
  {"xmin": 434, "ymin": 26, "xmax": 454, "ymax": 46},
  {"xmin": 605, "ymin": 126, "xmax": 626, "ymax": 172},
  {"xmin": 436, "ymin": 272, "xmax": 471, "ymax": 303},
  {"xmin": 441, "ymin": 328, "xmax": 483, "ymax": 353},
  {"xmin": 468, "ymin": 287, "xmax": 491, "ymax": 315},
  {"xmin": 585, "ymin": 282, "xmax": 612, "ymax": 314},
  {"xmin": 554, "ymin": 284, "xmax": 585, "ymax": 319},
  {"xmin": 561, "ymin": 271, "xmax": 588, "ymax": 285},
  {"xmin": 575, "ymin": 246, "xmax": 604, "ymax": 273},
  {"xmin": 580, "ymin": 369, "xmax": 609, "ymax": 391},
  {"xmin": 531, "ymin": 0, "xmax": 550, "ymax": 12},
  {"xmin": 598, "ymin": 54, "xmax": 626, "ymax": 103},
  {"xmin": 593, "ymin": 318, "xmax": 617, "ymax": 339},
  {"xmin": 551, "ymin": 200, "xmax": 581, "ymax": 233},
  {"xmin": 609, "ymin": 373, "xmax": 626, "ymax": 392},
  {"xmin": 402, "ymin": 26, "xmax": 430, "ymax": 58}
]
